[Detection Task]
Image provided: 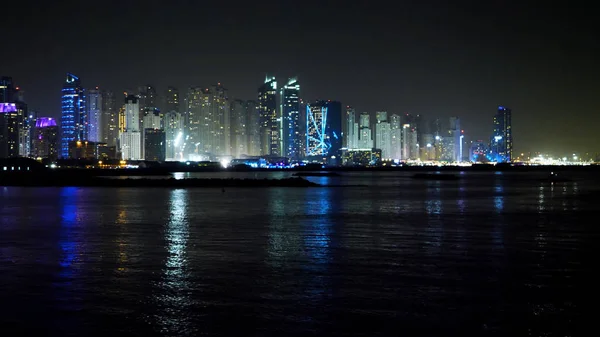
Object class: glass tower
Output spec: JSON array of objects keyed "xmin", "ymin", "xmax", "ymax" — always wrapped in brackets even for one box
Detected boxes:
[
  {"xmin": 258, "ymin": 76, "xmax": 278, "ymax": 156},
  {"xmin": 280, "ymin": 77, "xmax": 300, "ymax": 159},
  {"xmin": 60, "ymin": 73, "xmax": 86, "ymax": 158},
  {"xmin": 490, "ymin": 106, "xmax": 512, "ymax": 162}
]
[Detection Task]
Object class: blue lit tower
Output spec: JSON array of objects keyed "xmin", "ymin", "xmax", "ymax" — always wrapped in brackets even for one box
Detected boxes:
[
  {"xmin": 490, "ymin": 105, "xmax": 512, "ymax": 162},
  {"xmin": 306, "ymin": 100, "xmax": 342, "ymax": 158},
  {"xmin": 60, "ymin": 73, "xmax": 86, "ymax": 158},
  {"xmin": 280, "ymin": 77, "xmax": 301, "ymax": 159},
  {"xmin": 258, "ymin": 76, "xmax": 278, "ymax": 156}
]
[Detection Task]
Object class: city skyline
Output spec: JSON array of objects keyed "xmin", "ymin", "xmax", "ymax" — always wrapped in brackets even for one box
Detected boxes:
[{"xmin": 1, "ymin": 1, "xmax": 599, "ymax": 155}]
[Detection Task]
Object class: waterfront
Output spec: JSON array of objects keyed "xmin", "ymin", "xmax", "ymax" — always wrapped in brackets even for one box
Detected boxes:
[{"xmin": 0, "ymin": 171, "xmax": 595, "ymax": 336}]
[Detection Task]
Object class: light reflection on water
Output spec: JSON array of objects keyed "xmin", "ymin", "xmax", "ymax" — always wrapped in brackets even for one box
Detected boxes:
[{"xmin": 154, "ymin": 189, "xmax": 194, "ymax": 335}]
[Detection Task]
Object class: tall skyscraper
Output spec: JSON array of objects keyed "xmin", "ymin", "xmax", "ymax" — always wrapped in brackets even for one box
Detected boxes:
[
  {"xmin": 280, "ymin": 77, "xmax": 301, "ymax": 159},
  {"xmin": 305, "ymin": 100, "xmax": 342, "ymax": 157},
  {"xmin": 18, "ymin": 113, "xmax": 34, "ymax": 157},
  {"xmin": 144, "ymin": 128, "xmax": 166, "ymax": 162},
  {"xmin": 32, "ymin": 117, "xmax": 59, "ymax": 160},
  {"xmin": 258, "ymin": 76, "xmax": 278, "ymax": 156},
  {"xmin": 86, "ymin": 88, "xmax": 102, "ymax": 142},
  {"xmin": 119, "ymin": 95, "xmax": 142, "ymax": 160},
  {"xmin": 230, "ymin": 99, "xmax": 248, "ymax": 158},
  {"xmin": 344, "ymin": 106, "xmax": 358, "ymax": 149},
  {"xmin": 246, "ymin": 100, "xmax": 261, "ymax": 156},
  {"xmin": 374, "ymin": 111, "xmax": 392, "ymax": 158},
  {"xmin": 100, "ymin": 90, "xmax": 118, "ymax": 147},
  {"xmin": 190, "ymin": 84, "xmax": 230, "ymax": 156},
  {"xmin": 164, "ymin": 110, "xmax": 184, "ymax": 161},
  {"xmin": 390, "ymin": 114, "xmax": 402, "ymax": 159},
  {"xmin": 60, "ymin": 73, "xmax": 86, "ymax": 158},
  {"xmin": 0, "ymin": 103, "xmax": 21, "ymax": 158},
  {"xmin": 491, "ymin": 106, "xmax": 512, "ymax": 162},
  {"xmin": 402, "ymin": 124, "xmax": 418, "ymax": 160},
  {"xmin": 358, "ymin": 112, "xmax": 373, "ymax": 149}
]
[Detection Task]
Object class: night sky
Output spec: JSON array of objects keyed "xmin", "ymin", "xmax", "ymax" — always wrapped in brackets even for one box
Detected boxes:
[{"xmin": 2, "ymin": 0, "xmax": 598, "ymax": 155}]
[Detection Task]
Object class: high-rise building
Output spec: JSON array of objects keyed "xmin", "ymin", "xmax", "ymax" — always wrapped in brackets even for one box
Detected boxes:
[
  {"xmin": 144, "ymin": 128, "xmax": 166, "ymax": 162},
  {"xmin": 491, "ymin": 106, "xmax": 512, "ymax": 162},
  {"xmin": 18, "ymin": 112, "xmax": 34, "ymax": 157},
  {"xmin": 100, "ymin": 90, "xmax": 118, "ymax": 147},
  {"xmin": 86, "ymin": 88, "xmax": 102, "ymax": 143},
  {"xmin": 246, "ymin": 100, "xmax": 261, "ymax": 156},
  {"xmin": 165, "ymin": 86, "xmax": 180, "ymax": 113},
  {"xmin": 230, "ymin": 99, "xmax": 248, "ymax": 158},
  {"xmin": 402, "ymin": 124, "xmax": 418, "ymax": 160},
  {"xmin": 0, "ymin": 103, "xmax": 21, "ymax": 158},
  {"xmin": 32, "ymin": 117, "xmax": 59, "ymax": 160},
  {"xmin": 189, "ymin": 84, "xmax": 230, "ymax": 157},
  {"xmin": 258, "ymin": 76, "xmax": 278, "ymax": 156},
  {"xmin": 390, "ymin": 114, "xmax": 402, "ymax": 159},
  {"xmin": 404, "ymin": 113, "xmax": 423, "ymax": 144},
  {"xmin": 374, "ymin": 111, "xmax": 392, "ymax": 159},
  {"xmin": 448, "ymin": 116, "xmax": 462, "ymax": 162},
  {"xmin": 358, "ymin": 112, "xmax": 373, "ymax": 149},
  {"xmin": 119, "ymin": 95, "xmax": 142, "ymax": 160},
  {"xmin": 164, "ymin": 110, "xmax": 184, "ymax": 161},
  {"xmin": 280, "ymin": 77, "xmax": 301, "ymax": 159},
  {"xmin": 60, "ymin": 73, "xmax": 86, "ymax": 158},
  {"xmin": 305, "ymin": 100, "xmax": 342, "ymax": 157},
  {"xmin": 344, "ymin": 106, "xmax": 358, "ymax": 149}
]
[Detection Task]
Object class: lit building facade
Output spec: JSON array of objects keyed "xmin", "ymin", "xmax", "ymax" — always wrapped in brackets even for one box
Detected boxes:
[
  {"xmin": 490, "ymin": 106, "xmax": 512, "ymax": 162},
  {"xmin": 280, "ymin": 77, "xmax": 301, "ymax": 159},
  {"xmin": 345, "ymin": 106, "xmax": 358, "ymax": 149},
  {"xmin": 340, "ymin": 148, "xmax": 382, "ymax": 166},
  {"xmin": 119, "ymin": 95, "xmax": 142, "ymax": 160},
  {"xmin": 230, "ymin": 99, "xmax": 248, "ymax": 158},
  {"xmin": 0, "ymin": 103, "xmax": 21, "ymax": 158},
  {"xmin": 390, "ymin": 114, "xmax": 402, "ymax": 159},
  {"xmin": 164, "ymin": 110, "xmax": 184, "ymax": 161},
  {"xmin": 101, "ymin": 90, "xmax": 118, "ymax": 147},
  {"xmin": 246, "ymin": 100, "xmax": 261, "ymax": 156},
  {"xmin": 305, "ymin": 100, "xmax": 342, "ymax": 157},
  {"xmin": 258, "ymin": 76, "xmax": 278, "ymax": 156},
  {"xmin": 358, "ymin": 112, "xmax": 373, "ymax": 149},
  {"xmin": 32, "ymin": 117, "xmax": 59, "ymax": 160},
  {"xmin": 60, "ymin": 73, "xmax": 86, "ymax": 158},
  {"xmin": 86, "ymin": 88, "xmax": 102, "ymax": 142},
  {"xmin": 374, "ymin": 111, "xmax": 392, "ymax": 159}
]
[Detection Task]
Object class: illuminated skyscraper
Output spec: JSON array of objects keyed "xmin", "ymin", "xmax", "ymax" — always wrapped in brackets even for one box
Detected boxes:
[
  {"xmin": 374, "ymin": 111, "xmax": 391, "ymax": 158},
  {"xmin": 258, "ymin": 76, "xmax": 278, "ymax": 156},
  {"xmin": 390, "ymin": 114, "xmax": 402, "ymax": 159},
  {"xmin": 119, "ymin": 95, "xmax": 142, "ymax": 160},
  {"xmin": 305, "ymin": 100, "xmax": 342, "ymax": 157},
  {"xmin": 358, "ymin": 112, "xmax": 373, "ymax": 149},
  {"xmin": 280, "ymin": 77, "xmax": 301, "ymax": 159},
  {"xmin": 164, "ymin": 110, "xmax": 184, "ymax": 161},
  {"xmin": 0, "ymin": 103, "xmax": 21, "ymax": 158},
  {"xmin": 491, "ymin": 106, "xmax": 512, "ymax": 162},
  {"xmin": 101, "ymin": 90, "xmax": 118, "ymax": 147},
  {"xmin": 60, "ymin": 73, "xmax": 86, "ymax": 158},
  {"xmin": 230, "ymin": 99, "xmax": 248, "ymax": 157},
  {"xmin": 246, "ymin": 100, "xmax": 261, "ymax": 156},
  {"xmin": 344, "ymin": 106, "xmax": 358, "ymax": 149},
  {"xmin": 86, "ymin": 88, "xmax": 102, "ymax": 142},
  {"xmin": 32, "ymin": 117, "xmax": 59, "ymax": 160}
]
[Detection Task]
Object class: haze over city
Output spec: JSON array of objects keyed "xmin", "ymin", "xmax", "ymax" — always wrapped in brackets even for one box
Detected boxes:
[{"xmin": 2, "ymin": 0, "xmax": 598, "ymax": 155}]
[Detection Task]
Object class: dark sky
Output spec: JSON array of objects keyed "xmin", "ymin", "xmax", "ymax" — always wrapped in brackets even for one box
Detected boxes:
[{"xmin": 2, "ymin": 0, "xmax": 598, "ymax": 155}]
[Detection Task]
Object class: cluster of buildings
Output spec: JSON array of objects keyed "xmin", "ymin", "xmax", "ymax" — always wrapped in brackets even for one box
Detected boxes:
[{"xmin": 1, "ymin": 73, "xmax": 514, "ymax": 167}]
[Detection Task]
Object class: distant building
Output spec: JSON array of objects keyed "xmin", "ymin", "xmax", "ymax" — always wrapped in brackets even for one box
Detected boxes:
[
  {"xmin": 230, "ymin": 99, "xmax": 248, "ymax": 158},
  {"xmin": 344, "ymin": 106, "xmax": 358, "ymax": 149},
  {"xmin": 165, "ymin": 86, "xmax": 180, "ymax": 114},
  {"xmin": 32, "ymin": 117, "xmax": 59, "ymax": 160},
  {"xmin": 358, "ymin": 112, "xmax": 373, "ymax": 149},
  {"xmin": 280, "ymin": 77, "xmax": 301, "ymax": 159},
  {"xmin": 101, "ymin": 90, "xmax": 118, "ymax": 147},
  {"xmin": 490, "ymin": 106, "xmax": 512, "ymax": 162},
  {"xmin": 258, "ymin": 76, "xmax": 279, "ymax": 156},
  {"xmin": 164, "ymin": 110, "xmax": 184, "ymax": 161},
  {"xmin": 389, "ymin": 114, "xmax": 402, "ymax": 159},
  {"xmin": 144, "ymin": 128, "xmax": 166, "ymax": 161},
  {"xmin": 470, "ymin": 140, "xmax": 488, "ymax": 162},
  {"xmin": 246, "ymin": 100, "xmax": 261, "ymax": 156},
  {"xmin": 0, "ymin": 103, "xmax": 21, "ymax": 158},
  {"xmin": 374, "ymin": 111, "xmax": 392, "ymax": 159},
  {"xmin": 87, "ymin": 88, "xmax": 102, "ymax": 142},
  {"xmin": 119, "ymin": 95, "xmax": 142, "ymax": 160},
  {"xmin": 60, "ymin": 73, "xmax": 86, "ymax": 158},
  {"xmin": 305, "ymin": 100, "xmax": 342, "ymax": 158},
  {"xmin": 402, "ymin": 124, "xmax": 418, "ymax": 160}
]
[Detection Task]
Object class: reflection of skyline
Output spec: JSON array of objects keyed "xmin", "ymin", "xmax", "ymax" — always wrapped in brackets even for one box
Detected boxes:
[
  {"xmin": 302, "ymin": 188, "xmax": 335, "ymax": 303},
  {"xmin": 154, "ymin": 189, "xmax": 193, "ymax": 335},
  {"xmin": 424, "ymin": 181, "xmax": 443, "ymax": 253},
  {"xmin": 266, "ymin": 188, "xmax": 302, "ymax": 269},
  {"xmin": 56, "ymin": 187, "xmax": 84, "ymax": 316}
]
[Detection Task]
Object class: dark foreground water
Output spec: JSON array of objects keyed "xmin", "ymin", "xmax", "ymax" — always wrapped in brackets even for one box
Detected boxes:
[{"xmin": 0, "ymin": 171, "xmax": 596, "ymax": 336}]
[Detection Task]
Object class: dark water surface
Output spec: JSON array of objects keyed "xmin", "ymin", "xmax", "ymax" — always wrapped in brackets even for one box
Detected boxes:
[{"xmin": 0, "ymin": 171, "xmax": 596, "ymax": 336}]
